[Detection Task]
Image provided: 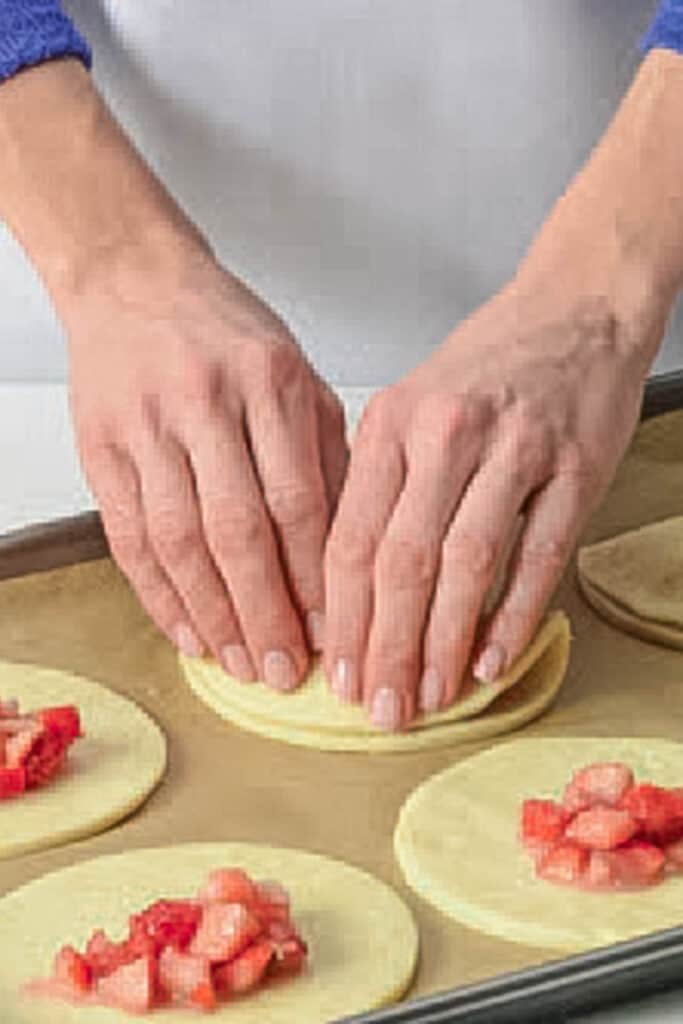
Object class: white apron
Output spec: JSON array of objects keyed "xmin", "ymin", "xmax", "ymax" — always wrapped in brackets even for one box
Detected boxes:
[{"xmin": 2, "ymin": 0, "xmax": 680, "ymax": 383}]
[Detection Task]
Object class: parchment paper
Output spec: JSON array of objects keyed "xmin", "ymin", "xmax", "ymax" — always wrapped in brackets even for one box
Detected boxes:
[{"xmin": 0, "ymin": 410, "xmax": 682, "ymax": 1006}]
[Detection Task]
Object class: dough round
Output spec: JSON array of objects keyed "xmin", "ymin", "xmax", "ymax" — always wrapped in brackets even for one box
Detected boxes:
[
  {"xmin": 0, "ymin": 662, "xmax": 166, "ymax": 859},
  {"xmin": 395, "ymin": 737, "xmax": 683, "ymax": 952},
  {"xmin": 578, "ymin": 517, "xmax": 683, "ymax": 650},
  {"xmin": 180, "ymin": 611, "xmax": 570, "ymax": 752},
  {"xmin": 0, "ymin": 842, "xmax": 419, "ymax": 1024}
]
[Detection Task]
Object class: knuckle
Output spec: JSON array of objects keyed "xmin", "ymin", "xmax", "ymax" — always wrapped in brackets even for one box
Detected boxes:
[
  {"xmin": 326, "ymin": 518, "xmax": 376, "ymax": 572},
  {"xmin": 557, "ymin": 440, "xmax": 597, "ymax": 490},
  {"xmin": 266, "ymin": 483, "xmax": 326, "ymax": 530},
  {"xmin": 376, "ymin": 534, "xmax": 438, "ymax": 588},
  {"xmin": 178, "ymin": 356, "xmax": 220, "ymax": 406},
  {"xmin": 520, "ymin": 536, "xmax": 568, "ymax": 575},
  {"xmin": 247, "ymin": 339, "xmax": 302, "ymax": 397},
  {"xmin": 151, "ymin": 513, "xmax": 202, "ymax": 564},
  {"xmin": 419, "ymin": 393, "xmax": 477, "ymax": 437},
  {"xmin": 444, "ymin": 530, "xmax": 498, "ymax": 578},
  {"xmin": 204, "ymin": 498, "xmax": 267, "ymax": 555}
]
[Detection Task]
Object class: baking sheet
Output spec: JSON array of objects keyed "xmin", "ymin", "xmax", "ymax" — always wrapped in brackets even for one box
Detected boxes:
[{"xmin": 0, "ymin": 409, "xmax": 682, "ymax": 1014}]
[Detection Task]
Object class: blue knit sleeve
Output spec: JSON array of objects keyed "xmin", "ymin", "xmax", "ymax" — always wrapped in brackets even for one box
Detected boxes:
[
  {"xmin": 642, "ymin": 0, "xmax": 683, "ymax": 56},
  {"xmin": 0, "ymin": 0, "xmax": 91, "ymax": 84}
]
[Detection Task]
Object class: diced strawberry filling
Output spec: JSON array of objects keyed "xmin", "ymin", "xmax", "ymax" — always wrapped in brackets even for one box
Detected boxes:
[
  {"xmin": 0, "ymin": 699, "xmax": 82, "ymax": 800},
  {"xmin": 96, "ymin": 955, "xmax": 156, "ymax": 1014},
  {"xmin": 562, "ymin": 762, "xmax": 633, "ymax": 813},
  {"xmin": 199, "ymin": 867, "xmax": 257, "ymax": 906},
  {"xmin": 537, "ymin": 842, "xmax": 589, "ymax": 884},
  {"xmin": 213, "ymin": 938, "xmax": 274, "ymax": 994},
  {"xmin": 54, "ymin": 946, "xmax": 92, "ymax": 995},
  {"xmin": 158, "ymin": 948, "xmax": 214, "ymax": 1009},
  {"xmin": 564, "ymin": 807, "xmax": 638, "ymax": 851},
  {"xmin": 0, "ymin": 764, "xmax": 25, "ymax": 799},
  {"xmin": 38, "ymin": 706, "xmax": 82, "ymax": 743},
  {"xmin": 521, "ymin": 800, "xmax": 569, "ymax": 848},
  {"xmin": 29, "ymin": 866, "xmax": 307, "ymax": 1015},
  {"xmin": 189, "ymin": 902, "xmax": 262, "ymax": 963},
  {"xmin": 523, "ymin": 762, "xmax": 683, "ymax": 892},
  {"xmin": 129, "ymin": 900, "xmax": 203, "ymax": 957},
  {"xmin": 620, "ymin": 784, "xmax": 683, "ymax": 845}
]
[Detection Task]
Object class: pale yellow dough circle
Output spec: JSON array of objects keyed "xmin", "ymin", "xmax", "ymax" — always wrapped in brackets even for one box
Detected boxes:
[
  {"xmin": 0, "ymin": 842, "xmax": 419, "ymax": 1024},
  {"xmin": 180, "ymin": 611, "xmax": 570, "ymax": 752},
  {"xmin": 395, "ymin": 737, "xmax": 683, "ymax": 953},
  {"xmin": 0, "ymin": 662, "xmax": 166, "ymax": 859},
  {"xmin": 578, "ymin": 516, "xmax": 683, "ymax": 650}
]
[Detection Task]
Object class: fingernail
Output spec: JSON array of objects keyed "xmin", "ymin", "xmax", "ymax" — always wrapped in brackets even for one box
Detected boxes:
[
  {"xmin": 370, "ymin": 688, "xmax": 403, "ymax": 731},
  {"xmin": 332, "ymin": 657, "xmax": 356, "ymax": 703},
  {"xmin": 175, "ymin": 623, "xmax": 204, "ymax": 658},
  {"xmin": 419, "ymin": 666, "xmax": 443, "ymax": 713},
  {"xmin": 473, "ymin": 642, "xmax": 506, "ymax": 683},
  {"xmin": 221, "ymin": 644, "xmax": 256, "ymax": 683},
  {"xmin": 306, "ymin": 610, "xmax": 325, "ymax": 652},
  {"xmin": 263, "ymin": 650, "xmax": 299, "ymax": 692}
]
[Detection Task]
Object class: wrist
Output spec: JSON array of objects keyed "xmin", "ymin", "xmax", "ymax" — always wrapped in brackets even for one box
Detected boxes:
[
  {"xmin": 511, "ymin": 50, "xmax": 683, "ymax": 372},
  {"xmin": 0, "ymin": 59, "xmax": 211, "ymax": 313}
]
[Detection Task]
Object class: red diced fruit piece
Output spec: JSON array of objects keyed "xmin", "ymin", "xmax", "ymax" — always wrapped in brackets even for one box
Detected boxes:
[
  {"xmin": 253, "ymin": 880, "xmax": 291, "ymax": 925},
  {"xmin": 34, "ymin": 867, "xmax": 307, "ymax": 1015},
  {"xmin": 23, "ymin": 731, "xmax": 68, "ymax": 788},
  {"xmin": 565, "ymin": 807, "xmax": 638, "ymax": 851},
  {"xmin": 5, "ymin": 725, "xmax": 41, "ymax": 768},
  {"xmin": 586, "ymin": 851, "xmax": 614, "ymax": 889},
  {"xmin": 214, "ymin": 939, "xmax": 274, "ymax": 995},
  {"xmin": 537, "ymin": 843, "xmax": 589, "ymax": 885},
  {"xmin": 664, "ymin": 838, "xmax": 683, "ymax": 871},
  {"xmin": 521, "ymin": 800, "xmax": 569, "ymax": 847},
  {"xmin": 190, "ymin": 902, "xmax": 262, "ymax": 963},
  {"xmin": 84, "ymin": 930, "xmax": 138, "ymax": 979},
  {"xmin": 199, "ymin": 867, "xmax": 257, "ymax": 906},
  {"xmin": 38, "ymin": 706, "xmax": 82, "ymax": 742},
  {"xmin": 620, "ymin": 784, "xmax": 683, "ymax": 844},
  {"xmin": 270, "ymin": 935, "xmax": 308, "ymax": 977},
  {"xmin": 0, "ymin": 764, "xmax": 26, "ymax": 799},
  {"xmin": 158, "ymin": 947, "xmax": 215, "ymax": 1009},
  {"xmin": 96, "ymin": 955, "xmax": 156, "ymax": 1014},
  {"xmin": 54, "ymin": 946, "xmax": 92, "ymax": 994},
  {"xmin": 610, "ymin": 841, "xmax": 665, "ymax": 887},
  {"xmin": 563, "ymin": 762, "xmax": 634, "ymax": 813},
  {"xmin": 129, "ymin": 900, "xmax": 203, "ymax": 957},
  {"xmin": 584, "ymin": 844, "xmax": 664, "ymax": 890}
]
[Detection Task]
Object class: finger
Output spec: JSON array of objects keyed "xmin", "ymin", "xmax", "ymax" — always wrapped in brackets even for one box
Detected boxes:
[
  {"xmin": 471, "ymin": 468, "xmax": 587, "ymax": 682},
  {"xmin": 421, "ymin": 456, "xmax": 537, "ymax": 712},
  {"xmin": 84, "ymin": 442, "xmax": 204, "ymax": 656},
  {"xmin": 186, "ymin": 414, "xmax": 309, "ymax": 691},
  {"xmin": 362, "ymin": 415, "xmax": 483, "ymax": 729},
  {"xmin": 247, "ymin": 382, "xmax": 330, "ymax": 653},
  {"xmin": 316, "ymin": 388, "xmax": 349, "ymax": 522},
  {"xmin": 323, "ymin": 400, "xmax": 405, "ymax": 712},
  {"xmin": 138, "ymin": 431, "xmax": 256, "ymax": 680}
]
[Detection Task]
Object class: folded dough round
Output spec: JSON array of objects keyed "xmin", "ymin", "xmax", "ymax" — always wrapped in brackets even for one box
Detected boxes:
[
  {"xmin": 395, "ymin": 737, "xmax": 683, "ymax": 952},
  {"xmin": 0, "ymin": 842, "xmax": 418, "ymax": 1024},
  {"xmin": 0, "ymin": 662, "xmax": 166, "ymax": 859},
  {"xmin": 578, "ymin": 516, "xmax": 683, "ymax": 649},
  {"xmin": 180, "ymin": 612, "xmax": 570, "ymax": 752}
]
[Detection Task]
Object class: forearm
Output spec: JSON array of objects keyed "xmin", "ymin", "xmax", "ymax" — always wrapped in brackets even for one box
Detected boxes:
[
  {"xmin": 515, "ymin": 49, "xmax": 683, "ymax": 366},
  {"xmin": 0, "ymin": 59, "xmax": 210, "ymax": 312}
]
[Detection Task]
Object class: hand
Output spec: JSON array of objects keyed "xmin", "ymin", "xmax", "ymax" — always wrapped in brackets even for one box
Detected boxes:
[
  {"xmin": 323, "ymin": 280, "xmax": 667, "ymax": 731},
  {"xmin": 67, "ymin": 251, "xmax": 347, "ymax": 689}
]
